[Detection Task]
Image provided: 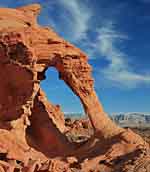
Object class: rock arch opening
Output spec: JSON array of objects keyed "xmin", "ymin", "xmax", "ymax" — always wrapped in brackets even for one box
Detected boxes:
[{"xmin": 40, "ymin": 67, "xmax": 85, "ymax": 117}]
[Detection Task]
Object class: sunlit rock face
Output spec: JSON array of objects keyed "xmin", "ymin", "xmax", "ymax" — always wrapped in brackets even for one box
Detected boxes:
[{"xmin": 0, "ymin": 4, "xmax": 149, "ymax": 172}]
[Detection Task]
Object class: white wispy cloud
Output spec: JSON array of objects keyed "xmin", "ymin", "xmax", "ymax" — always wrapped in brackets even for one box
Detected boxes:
[
  {"xmin": 52, "ymin": 1, "xmax": 150, "ymax": 88},
  {"xmin": 59, "ymin": 0, "xmax": 92, "ymax": 42},
  {"xmin": 95, "ymin": 22, "xmax": 150, "ymax": 88}
]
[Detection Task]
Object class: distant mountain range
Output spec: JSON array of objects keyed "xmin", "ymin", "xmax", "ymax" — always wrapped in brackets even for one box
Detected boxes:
[
  {"xmin": 65, "ymin": 112, "xmax": 150, "ymax": 128},
  {"xmin": 110, "ymin": 112, "xmax": 150, "ymax": 128}
]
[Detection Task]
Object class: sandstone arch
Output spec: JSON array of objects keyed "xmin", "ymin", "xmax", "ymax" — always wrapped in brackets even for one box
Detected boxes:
[{"xmin": 0, "ymin": 4, "xmax": 149, "ymax": 172}]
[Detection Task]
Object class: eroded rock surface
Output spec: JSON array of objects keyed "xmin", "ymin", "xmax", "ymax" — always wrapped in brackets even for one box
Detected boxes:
[{"xmin": 0, "ymin": 4, "xmax": 149, "ymax": 172}]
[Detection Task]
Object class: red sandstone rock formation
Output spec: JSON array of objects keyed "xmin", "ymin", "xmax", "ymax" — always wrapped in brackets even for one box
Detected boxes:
[{"xmin": 0, "ymin": 4, "xmax": 149, "ymax": 172}]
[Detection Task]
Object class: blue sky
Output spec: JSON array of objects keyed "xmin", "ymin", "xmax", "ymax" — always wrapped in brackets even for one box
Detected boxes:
[{"xmin": 1, "ymin": 0, "xmax": 150, "ymax": 114}]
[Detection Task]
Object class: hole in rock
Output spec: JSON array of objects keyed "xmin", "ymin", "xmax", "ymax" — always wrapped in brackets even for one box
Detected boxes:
[
  {"xmin": 16, "ymin": 160, "xmax": 22, "ymax": 164},
  {"xmin": 0, "ymin": 153, "xmax": 7, "ymax": 160},
  {"xmin": 40, "ymin": 67, "xmax": 85, "ymax": 118}
]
